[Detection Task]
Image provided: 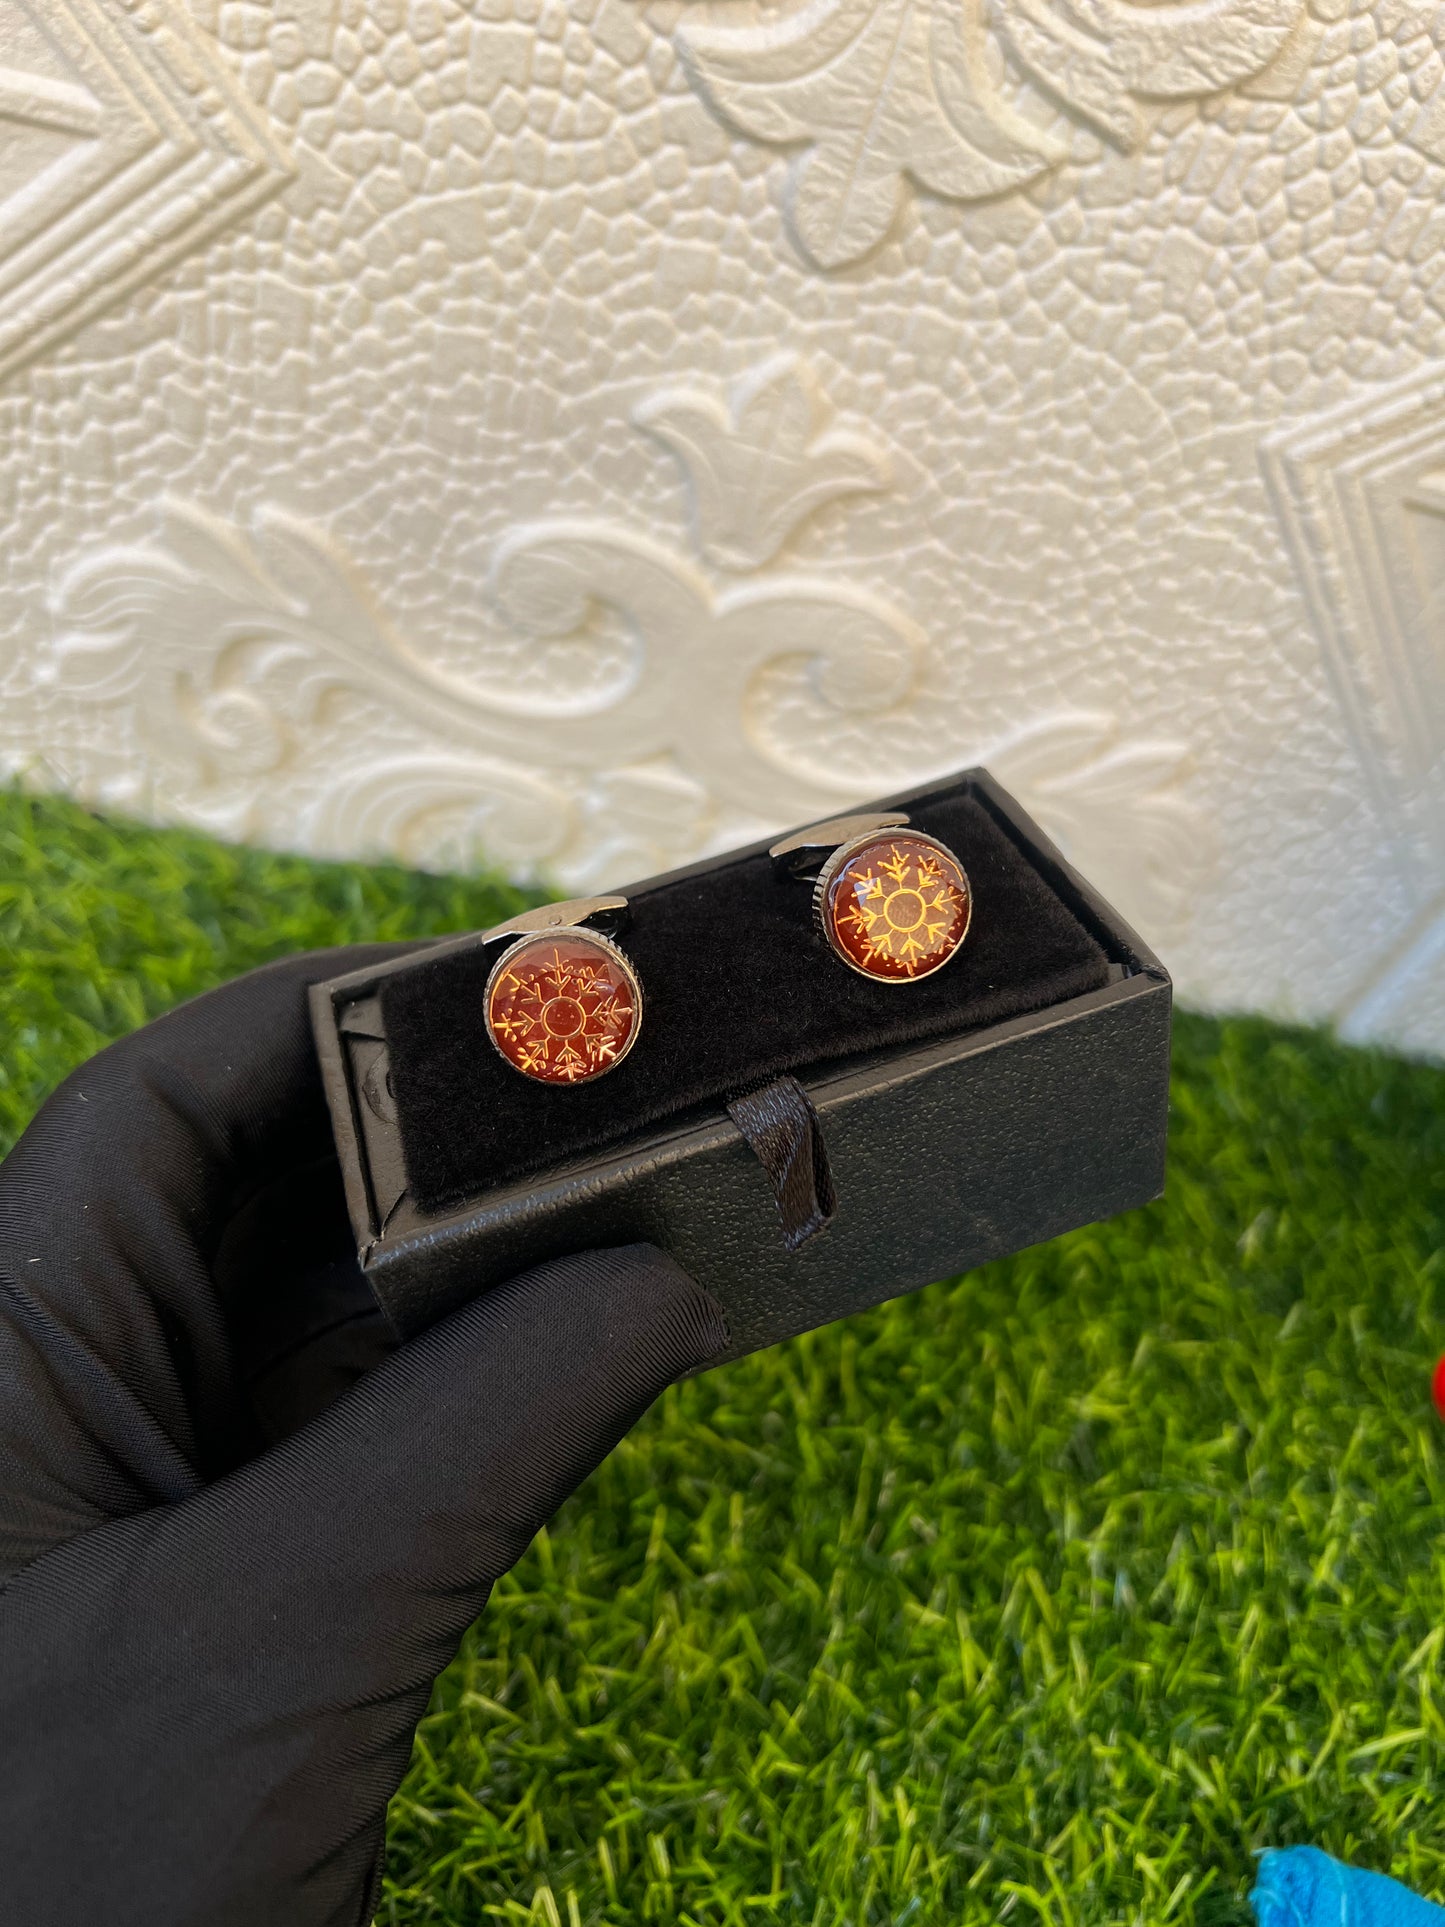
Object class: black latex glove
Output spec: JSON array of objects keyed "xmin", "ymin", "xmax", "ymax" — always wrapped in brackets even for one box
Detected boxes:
[{"xmin": 0, "ymin": 948, "xmax": 729, "ymax": 1927}]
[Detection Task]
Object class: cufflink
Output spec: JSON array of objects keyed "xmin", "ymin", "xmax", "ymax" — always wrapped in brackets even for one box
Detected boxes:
[
  {"xmin": 480, "ymin": 896, "xmax": 642, "ymax": 1084},
  {"xmin": 771, "ymin": 812, "xmax": 972, "ymax": 984}
]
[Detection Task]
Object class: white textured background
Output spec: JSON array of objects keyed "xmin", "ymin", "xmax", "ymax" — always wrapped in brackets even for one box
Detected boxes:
[{"xmin": 1, "ymin": 0, "xmax": 1442, "ymax": 1055}]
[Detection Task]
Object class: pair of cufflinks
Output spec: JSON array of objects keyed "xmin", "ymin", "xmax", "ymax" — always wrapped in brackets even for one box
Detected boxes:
[{"xmin": 479, "ymin": 812, "xmax": 973, "ymax": 1087}]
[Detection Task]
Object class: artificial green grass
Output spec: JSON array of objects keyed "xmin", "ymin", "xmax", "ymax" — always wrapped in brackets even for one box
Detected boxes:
[{"xmin": 2, "ymin": 788, "xmax": 1444, "ymax": 1927}]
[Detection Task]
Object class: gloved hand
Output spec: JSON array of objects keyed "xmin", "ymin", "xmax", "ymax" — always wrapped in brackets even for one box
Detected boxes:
[{"xmin": 0, "ymin": 948, "xmax": 729, "ymax": 1927}]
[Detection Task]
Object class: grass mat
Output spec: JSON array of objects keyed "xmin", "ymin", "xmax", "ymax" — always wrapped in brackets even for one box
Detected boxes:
[{"xmin": 2, "ymin": 789, "xmax": 1444, "ymax": 1927}]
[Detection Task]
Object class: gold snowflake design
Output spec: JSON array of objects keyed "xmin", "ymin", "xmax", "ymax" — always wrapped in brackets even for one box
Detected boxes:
[
  {"xmin": 488, "ymin": 939, "xmax": 637, "ymax": 1083},
  {"xmin": 832, "ymin": 839, "xmax": 968, "ymax": 978}
]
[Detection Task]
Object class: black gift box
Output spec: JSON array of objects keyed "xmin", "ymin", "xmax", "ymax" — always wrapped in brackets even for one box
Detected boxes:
[{"xmin": 312, "ymin": 769, "xmax": 1171, "ymax": 1359}]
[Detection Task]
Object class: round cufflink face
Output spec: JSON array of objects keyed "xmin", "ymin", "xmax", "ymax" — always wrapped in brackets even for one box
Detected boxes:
[
  {"xmin": 817, "ymin": 830, "xmax": 972, "ymax": 983},
  {"xmin": 484, "ymin": 929, "xmax": 642, "ymax": 1084}
]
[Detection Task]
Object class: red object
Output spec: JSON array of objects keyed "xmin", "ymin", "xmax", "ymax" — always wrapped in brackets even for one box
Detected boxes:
[
  {"xmin": 821, "ymin": 831, "xmax": 972, "ymax": 982},
  {"xmin": 485, "ymin": 932, "xmax": 641, "ymax": 1085},
  {"xmin": 1432, "ymin": 1356, "xmax": 1445, "ymax": 1421}
]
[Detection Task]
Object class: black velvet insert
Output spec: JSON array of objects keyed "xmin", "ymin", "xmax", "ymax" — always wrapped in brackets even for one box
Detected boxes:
[{"xmin": 382, "ymin": 791, "xmax": 1111, "ymax": 1211}]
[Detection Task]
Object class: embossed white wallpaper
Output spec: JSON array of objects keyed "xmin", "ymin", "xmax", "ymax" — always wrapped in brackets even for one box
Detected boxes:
[{"xmin": 1, "ymin": 0, "xmax": 1442, "ymax": 1055}]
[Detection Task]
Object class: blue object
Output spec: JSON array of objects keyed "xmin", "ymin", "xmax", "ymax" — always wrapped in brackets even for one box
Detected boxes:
[{"xmin": 1251, "ymin": 1848, "xmax": 1445, "ymax": 1927}]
